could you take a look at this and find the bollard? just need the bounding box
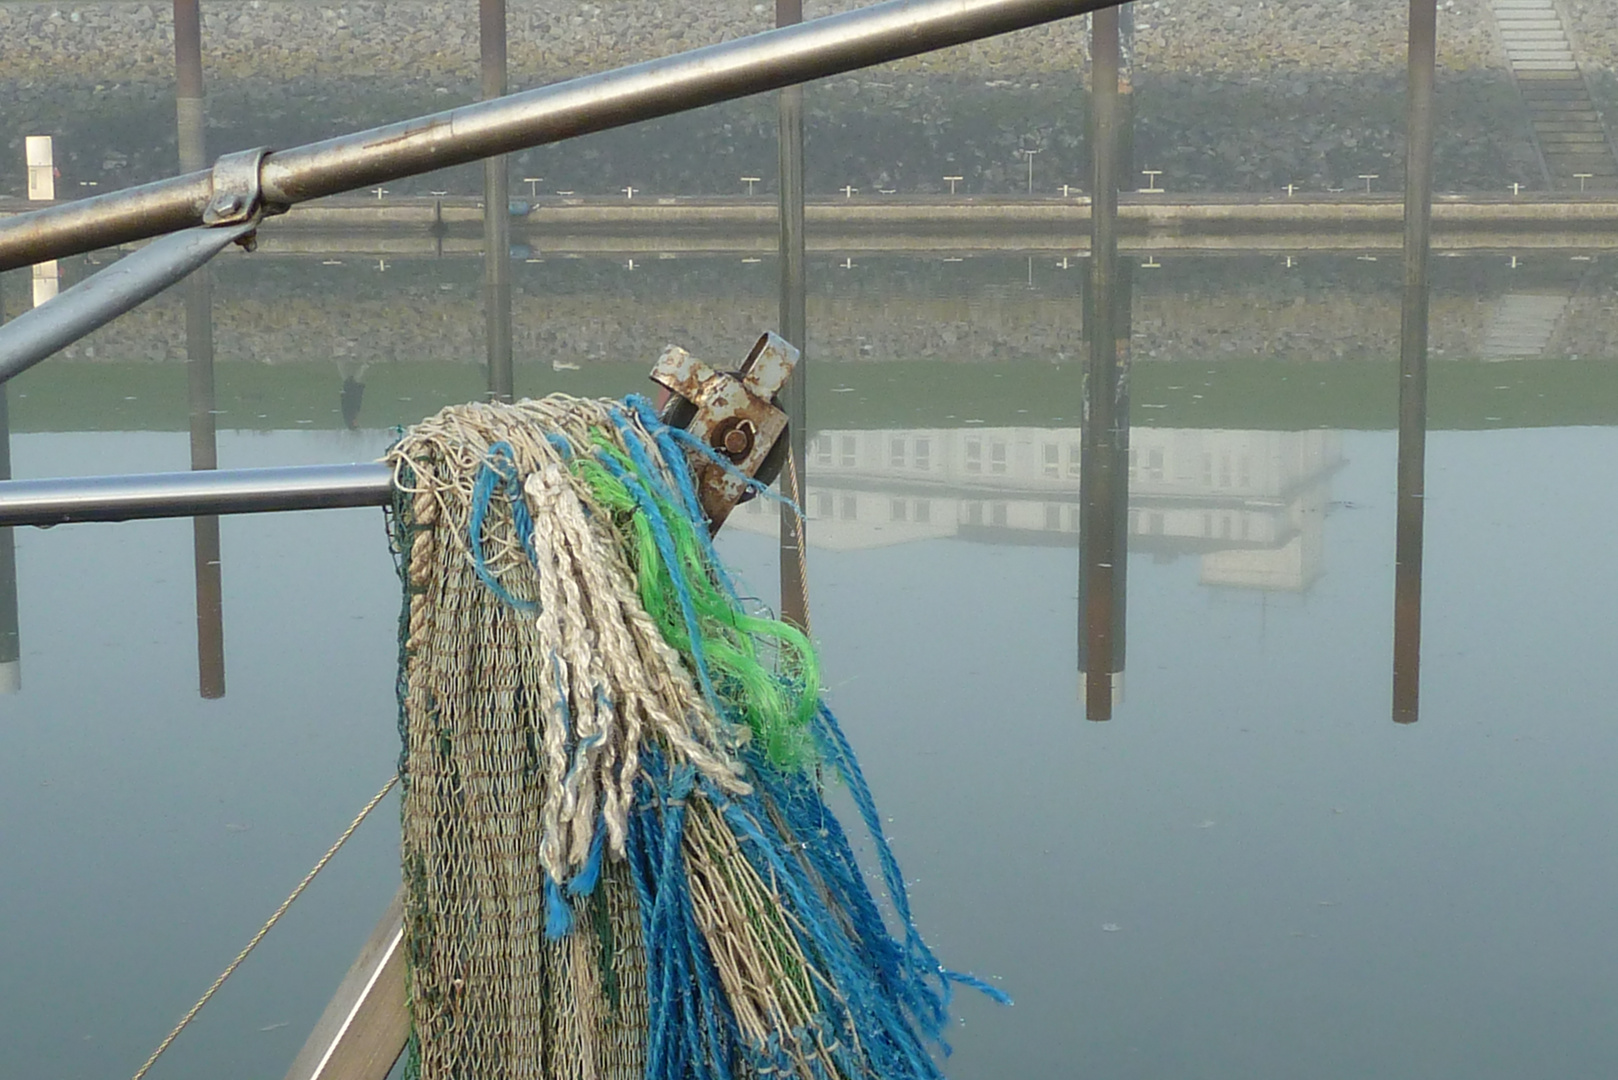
[25,136,55,201]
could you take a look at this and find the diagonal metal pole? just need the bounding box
[777,0,810,630]
[0,0,1117,271]
[1393,0,1436,724]
[0,222,256,385]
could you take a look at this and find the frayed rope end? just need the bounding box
[544,875,574,940]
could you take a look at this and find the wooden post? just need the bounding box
[282,890,409,1080]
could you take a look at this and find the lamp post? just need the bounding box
[1019,147,1041,194]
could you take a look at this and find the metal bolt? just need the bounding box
[215,194,241,214]
[715,419,757,460]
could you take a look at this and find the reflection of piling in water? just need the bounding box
[187,272,225,699]
[0,279,18,693]
[482,0,514,403]
[1080,259,1131,690]
[340,363,368,430]
[1079,4,1129,721]
[175,0,225,698]
[1394,0,1437,724]
[777,0,809,630]
[191,524,226,698]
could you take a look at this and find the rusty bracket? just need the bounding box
[650,331,798,532]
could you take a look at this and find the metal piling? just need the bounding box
[1394,0,1437,724]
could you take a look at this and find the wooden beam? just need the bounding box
[283,889,409,1080]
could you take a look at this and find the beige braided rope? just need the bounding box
[390,396,846,1079]
[129,773,399,1080]
[390,397,750,887]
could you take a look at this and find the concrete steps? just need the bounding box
[1491,0,1618,189]
[1481,292,1571,357]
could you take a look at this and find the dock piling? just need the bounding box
[482,0,514,403]
[175,0,225,698]
[777,0,810,631]
[1079,3,1130,721]
[1393,0,1437,723]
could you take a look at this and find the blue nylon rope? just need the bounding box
[629,748,742,1080]
[444,402,1005,1078]
[468,440,538,611]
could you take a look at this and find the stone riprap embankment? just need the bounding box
[0,0,1579,196]
[0,0,1514,84]
[1564,0,1618,74]
[8,256,1608,368]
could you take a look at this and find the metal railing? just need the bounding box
[0,5,1125,1073]
[0,0,1114,530]
[0,0,1108,271]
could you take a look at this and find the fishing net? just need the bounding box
[386,392,1005,1080]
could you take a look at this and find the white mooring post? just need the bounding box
[31,262,60,307]
[24,136,60,305]
[25,136,55,201]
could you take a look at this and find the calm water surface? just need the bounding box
[3,252,1618,1079]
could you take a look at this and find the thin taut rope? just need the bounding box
[785,444,812,635]
[130,773,400,1080]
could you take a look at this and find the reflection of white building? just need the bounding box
[731,427,1344,591]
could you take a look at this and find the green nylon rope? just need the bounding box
[575,432,820,771]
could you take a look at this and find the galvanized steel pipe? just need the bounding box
[0,463,394,527]
[0,222,257,385]
[0,0,1114,271]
